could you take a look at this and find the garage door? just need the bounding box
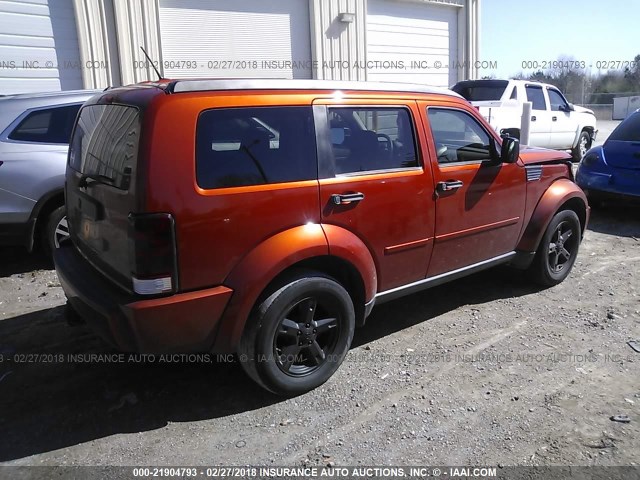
[367,0,458,86]
[159,0,312,79]
[0,0,82,94]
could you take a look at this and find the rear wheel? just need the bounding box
[42,206,69,259]
[528,210,581,286]
[572,130,591,161]
[238,271,355,396]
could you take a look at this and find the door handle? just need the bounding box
[437,180,464,192]
[552,116,557,121]
[331,192,365,205]
[531,116,537,121]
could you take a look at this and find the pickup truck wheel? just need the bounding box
[238,272,355,396]
[572,131,591,161]
[529,210,581,286]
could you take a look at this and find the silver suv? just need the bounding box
[0,90,98,257]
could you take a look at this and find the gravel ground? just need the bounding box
[0,202,638,468]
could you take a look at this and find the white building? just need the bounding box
[0,0,480,94]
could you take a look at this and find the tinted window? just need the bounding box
[452,80,509,101]
[327,107,417,174]
[547,89,568,111]
[427,108,494,164]
[608,112,640,142]
[9,104,81,144]
[69,105,140,190]
[196,107,316,189]
[525,86,547,110]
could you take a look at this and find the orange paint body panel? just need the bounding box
[212,224,329,352]
[123,286,233,352]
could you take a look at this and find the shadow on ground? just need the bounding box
[0,266,541,461]
[586,203,640,238]
[0,246,50,277]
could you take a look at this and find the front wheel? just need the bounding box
[238,272,355,396]
[528,210,581,286]
[572,130,591,162]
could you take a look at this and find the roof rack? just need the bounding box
[165,78,459,98]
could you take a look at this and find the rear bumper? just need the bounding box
[54,243,233,352]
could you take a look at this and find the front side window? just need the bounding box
[9,104,82,144]
[196,107,316,189]
[525,86,547,111]
[427,108,494,164]
[547,89,569,111]
[327,107,418,175]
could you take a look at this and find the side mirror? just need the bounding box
[500,135,520,164]
[567,103,575,112]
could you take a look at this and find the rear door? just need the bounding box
[314,99,435,292]
[66,103,141,291]
[420,102,526,277]
[0,103,82,222]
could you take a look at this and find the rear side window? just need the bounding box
[196,107,316,189]
[69,104,140,190]
[9,104,81,144]
[327,107,418,174]
[525,86,547,110]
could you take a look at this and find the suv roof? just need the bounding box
[0,89,99,102]
[144,78,463,98]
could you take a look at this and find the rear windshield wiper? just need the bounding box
[78,173,115,188]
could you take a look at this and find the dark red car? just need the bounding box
[54,79,589,395]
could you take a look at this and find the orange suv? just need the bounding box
[54,79,589,395]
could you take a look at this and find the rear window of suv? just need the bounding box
[196,106,317,189]
[451,80,509,101]
[69,104,140,190]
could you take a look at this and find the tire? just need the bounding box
[572,130,591,162]
[42,206,69,259]
[238,271,355,396]
[528,210,581,287]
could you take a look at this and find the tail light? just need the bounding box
[128,213,178,295]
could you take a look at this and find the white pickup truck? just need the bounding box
[451,79,597,160]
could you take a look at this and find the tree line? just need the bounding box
[495,54,640,106]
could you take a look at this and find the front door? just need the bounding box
[525,84,552,147]
[314,100,435,292]
[547,87,576,149]
[420,103,526,277]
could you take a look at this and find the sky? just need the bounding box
[479,0,640,78]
